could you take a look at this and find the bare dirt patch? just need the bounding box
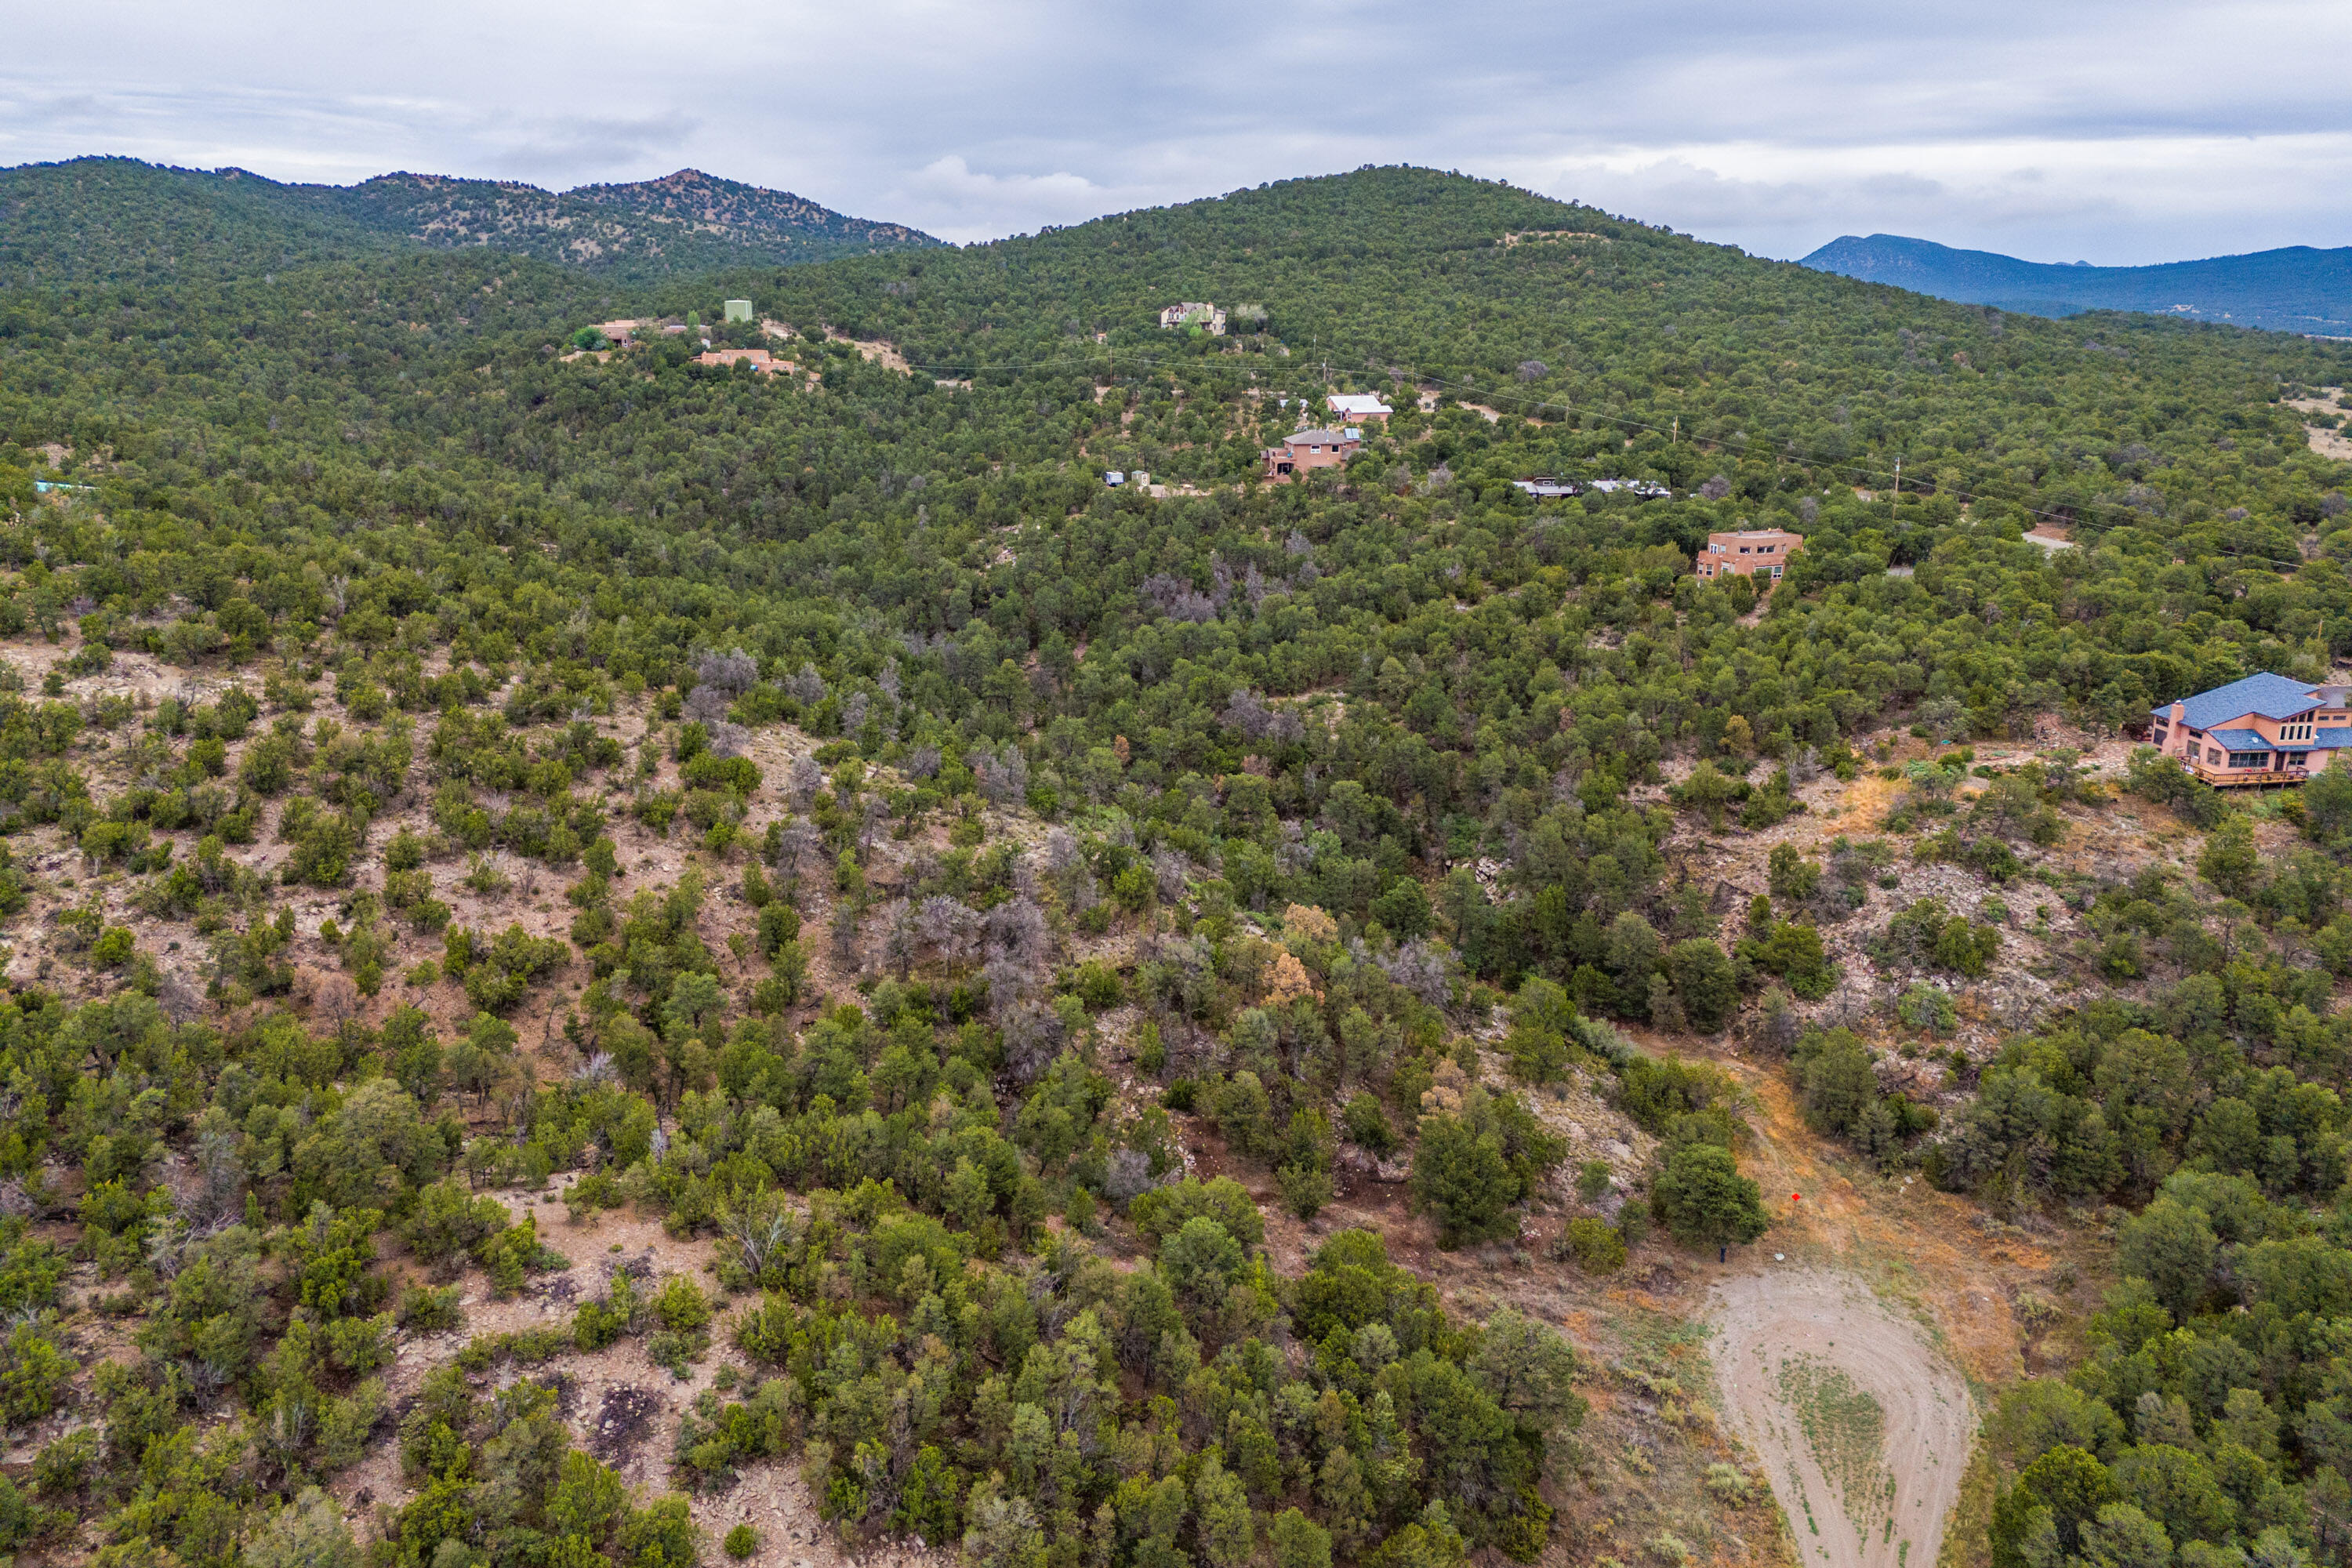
[1712,1270,1973,1568]
[824,331,912,375]
[2286,388,2351,461]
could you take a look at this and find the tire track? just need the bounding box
[1712,1270,1974,1568]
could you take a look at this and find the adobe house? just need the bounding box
[2151,672,2352,786]
[1696,527,1804,581]
[1262,427,1362,481]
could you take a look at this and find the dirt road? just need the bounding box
[1713,1270,1975,1568]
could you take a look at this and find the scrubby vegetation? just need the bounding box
[0,158,2347,1568]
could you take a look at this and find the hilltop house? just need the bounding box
[1263,427,1362,481]
[1696,527,1803,581]
[1159,302,1227,333]
[2151,672,2352,786]
[1327,394,1392,423]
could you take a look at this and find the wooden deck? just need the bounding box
[2190,760,2311,788]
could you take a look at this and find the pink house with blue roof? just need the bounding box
[2151,672,2352,786]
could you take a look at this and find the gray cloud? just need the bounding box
[467,111,702,180]
[0,0,2343,262]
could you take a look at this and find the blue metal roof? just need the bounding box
[2209,728,2271,752]
[2152,672,2325,729]
[2316,728,2352,749]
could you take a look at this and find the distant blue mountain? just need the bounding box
[1798,234,2352,336]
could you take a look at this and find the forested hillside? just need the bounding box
[0,163,2345,1568]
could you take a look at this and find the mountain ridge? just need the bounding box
[1800,230,2352,334]
[339,165,940,273]
[570,167,935,249]
[0,155,938,285]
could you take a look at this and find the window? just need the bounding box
[1769,565,1783,579]
[2153,725,2169,743]
[2208,748,2223,764]
[2228,751,2272,770]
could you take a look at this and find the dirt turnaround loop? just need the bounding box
[1711,1270,1976,1568]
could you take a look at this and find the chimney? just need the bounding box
[2169,700,2186,748]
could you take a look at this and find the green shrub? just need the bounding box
[1341,1094,1396,1156]
[574,1272,641,1351]
[397,1284,464,1334]
[1131,1177,1266,1251]
[756,901,800,956]
[0,1320,74,1426]
[651,1274,713,1332]
[1559,1217,1628,1275]
[1277,1160,1334,1221]
[1650,1143,1769,1250]
[1896,982,1958,1037]
[31,1427,96,1500]
[1070,959,1123,1011]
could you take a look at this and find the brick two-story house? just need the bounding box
[1262,427,1362,481]
[1696,528,1803,581]
[2151,672,2352,786]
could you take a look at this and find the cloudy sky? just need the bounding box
[1,0,2345,263]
